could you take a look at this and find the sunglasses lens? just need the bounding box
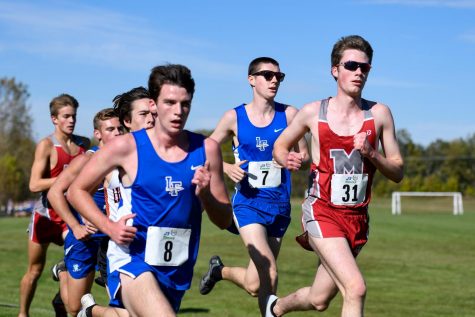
[343,61,370,73]
[344,61,359,71]
[263,71,275,81]
[255,71,285,82]
[275,72,285,82]
[360,64,371,73]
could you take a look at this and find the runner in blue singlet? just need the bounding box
[68,64,232,317]
[200,57,308,316]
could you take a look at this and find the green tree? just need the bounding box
[0,78,36,212]
[0,154,24,204]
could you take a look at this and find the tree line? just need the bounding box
[195,130,475,198]
[0,78,36,212]
[1,78,474,213]
[372,129,475,197]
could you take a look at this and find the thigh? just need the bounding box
[239,224,274,258]
[239,224,279,270]
[308,262,339,304]
[309,235,364,292]
[120,272,175,317]
[27,239,48,271]
[67,270,95,311]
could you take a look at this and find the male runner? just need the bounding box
[69,64,232,317]
[269,35,404,317]
[78,86,155,317]
[47,108,122,316]
[19,94,89,317]
[200,57,308,316]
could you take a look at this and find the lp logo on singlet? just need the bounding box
[165,176,184,196]
[255,137,269,151]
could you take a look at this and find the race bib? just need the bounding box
[247,161,281,188]
[144,227,191,266]
[330,174,368,205]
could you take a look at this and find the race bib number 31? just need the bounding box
[330,174,368,206]
[247,161,281,188]
[144,227,191,266]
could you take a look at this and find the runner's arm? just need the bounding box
[48,154,91,240]
[194,137,233,229]
[68,136,137,244]
[29,139,56,192]
[210,110,246,182]
[356,104,404,183]
[274,104,312,169]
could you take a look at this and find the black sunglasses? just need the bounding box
[252,70,285,82]
[338,61,371,73]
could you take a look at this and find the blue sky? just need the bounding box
[1,0,474,145]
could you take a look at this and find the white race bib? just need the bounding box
[247,161,281,188]
[330,174,368,206]
[144,227,191,266]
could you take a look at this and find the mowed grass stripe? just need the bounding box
[1,197,474,316]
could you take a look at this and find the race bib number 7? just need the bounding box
[144,227,191,266]
[330,174,368,206]
[247,161,281,188]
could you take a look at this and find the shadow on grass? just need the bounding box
[0,302,19,308]
[179,307,210,313]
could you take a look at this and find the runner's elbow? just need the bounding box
[29,181,41,193]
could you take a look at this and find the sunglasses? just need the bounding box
[252,70,285,82]
[338,61,371,73]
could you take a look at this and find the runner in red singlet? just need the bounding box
[18,94,90,317]
[269,35,404,317]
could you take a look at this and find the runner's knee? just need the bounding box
[309,295,331,312]
[26,265,43,280]
[244,280,259,297]
[345,279,366,302]
[67,306,80,317]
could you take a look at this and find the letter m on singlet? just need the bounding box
[329,149,363,174]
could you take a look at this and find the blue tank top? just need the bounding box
[232,103,291,203]
[70,145,106,238]
[88,146,106,213]
[127,128,206,290]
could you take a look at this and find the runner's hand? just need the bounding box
[193,161,211,196]
[224,160,247,183]
[354,132,374,157]
[71,223,91,241]
[109,214,137,245]
[285,152,305,171]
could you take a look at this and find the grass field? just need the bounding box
[1,197,474,317]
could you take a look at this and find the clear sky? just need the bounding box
[1,0,474,145]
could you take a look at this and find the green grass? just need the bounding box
[1,197,474,316]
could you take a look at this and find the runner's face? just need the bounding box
[332,49,370,97]
[155,84,192,135]
[52,105,76,135]
[126,98,155,131]
[95,117,122,145]
[248,62,281,100]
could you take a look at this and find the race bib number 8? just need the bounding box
[248,161,281,188]
[330,174,368,206]
[144,227,191,266]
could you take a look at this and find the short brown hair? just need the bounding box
[148,64,195,103]
[93,108,118,130]
[331,35,373,67]
[49,94,79,116]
